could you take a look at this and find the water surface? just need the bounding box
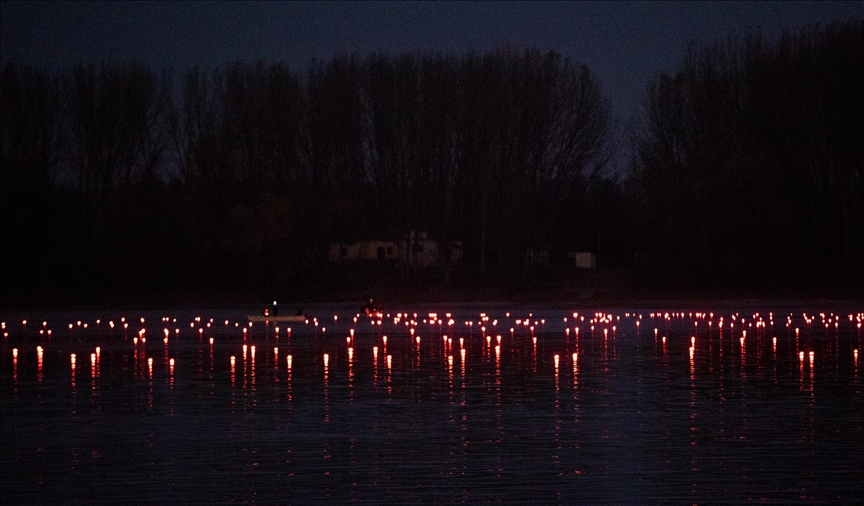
[2,306,862,504]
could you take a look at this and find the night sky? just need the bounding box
[3,1,860,170]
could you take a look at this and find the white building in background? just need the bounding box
[568,251,597,268]
[329,231,462,267]
[329,240,398,262]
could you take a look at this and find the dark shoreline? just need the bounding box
[3,285,861,313]
[3,265,861,312]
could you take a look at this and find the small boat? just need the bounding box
[247,315,307,323]
[362,299,382,318]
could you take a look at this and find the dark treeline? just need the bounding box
[2,47,613,304]
[630,20,863,290]
[2,21,862,305]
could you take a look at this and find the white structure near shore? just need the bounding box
[329,231,462,267]
[569,251,597,268]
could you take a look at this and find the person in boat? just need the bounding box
[262,301,278,317]
[364,298,380,317]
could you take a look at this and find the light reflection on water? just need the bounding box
[1,306,863,504]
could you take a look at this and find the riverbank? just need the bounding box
[3,266,861,311]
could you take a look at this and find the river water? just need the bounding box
[2,304,862,504]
